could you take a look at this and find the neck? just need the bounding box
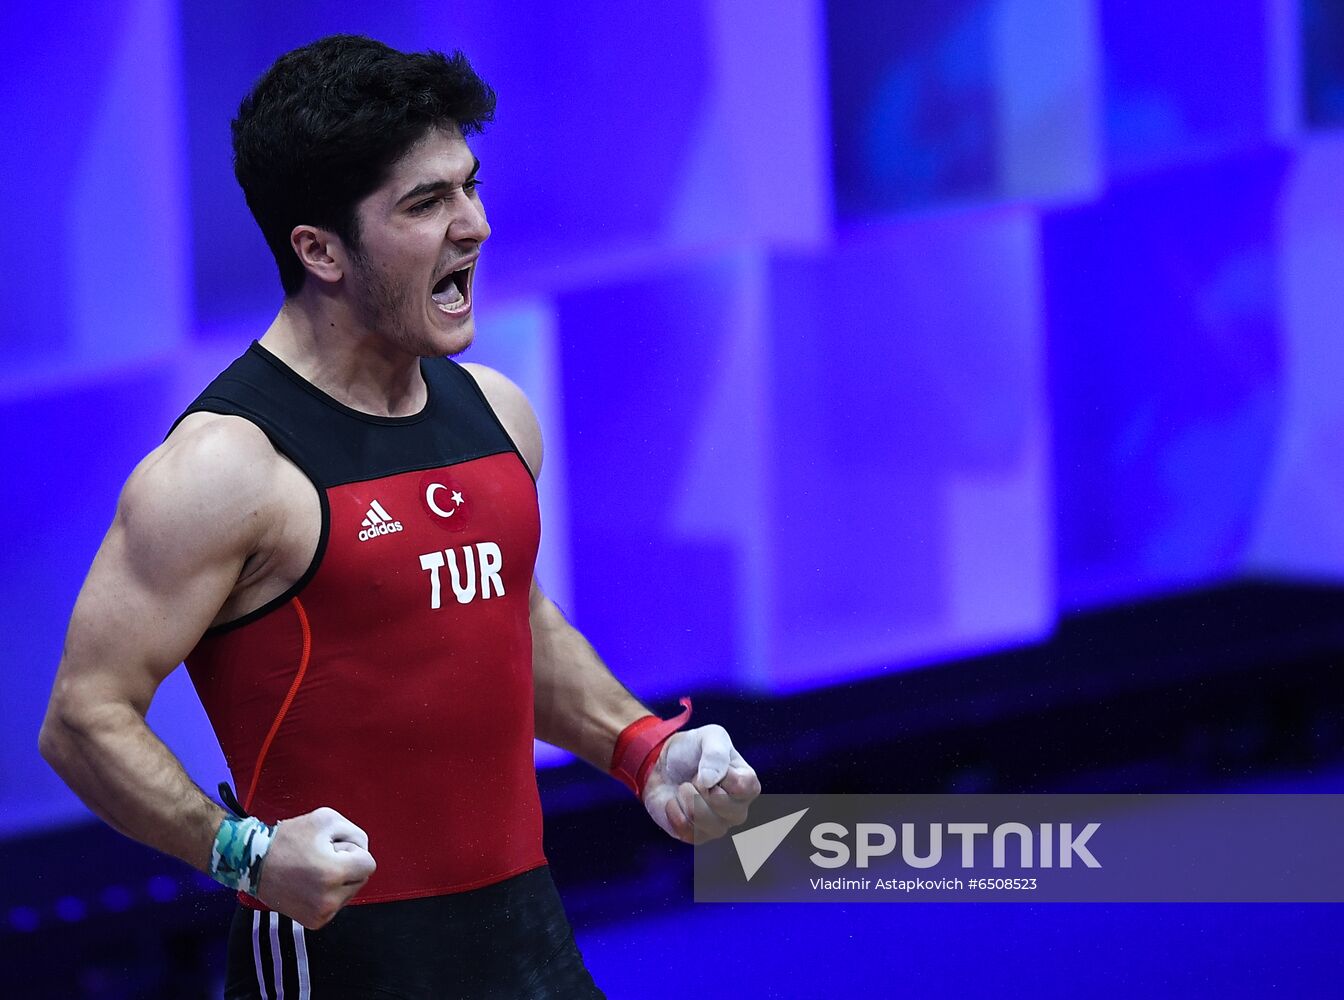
[258,294,428,418]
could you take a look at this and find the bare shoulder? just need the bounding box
[57,412,289,701]
[123,412,281,553]
[460,363,543,478]
[107,412,296,607]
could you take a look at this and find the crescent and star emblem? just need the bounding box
[426,483,466,518]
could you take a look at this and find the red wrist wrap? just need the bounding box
[610,697,693,798]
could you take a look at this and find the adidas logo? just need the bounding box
[358,500,404,542]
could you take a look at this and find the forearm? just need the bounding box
[39,697,225,873]
[530,593,650,772]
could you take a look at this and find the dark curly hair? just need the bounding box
[232,35,496,296]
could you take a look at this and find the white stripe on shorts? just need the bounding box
[252,910,269,1000]
[269,911,285,999]
[292,920,311,999]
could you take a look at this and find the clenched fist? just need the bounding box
[642,724,760,844]
[255,806,377,929]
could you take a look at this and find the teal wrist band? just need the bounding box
[210,815,275,895]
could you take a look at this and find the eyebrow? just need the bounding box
[396,158,481,205]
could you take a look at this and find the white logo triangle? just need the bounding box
[731,807,809,882]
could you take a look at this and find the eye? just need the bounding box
[464,177,483,194]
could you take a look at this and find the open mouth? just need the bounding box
[431,261,474,314]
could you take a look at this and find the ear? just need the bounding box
[289,225,347,286]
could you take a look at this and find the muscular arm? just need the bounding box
[462,364,650,772]
[42,414,376,926]
[465,363,760,840]
[38,415,276,872]
[529,582,650,771]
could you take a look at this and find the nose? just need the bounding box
[450,191,490,246]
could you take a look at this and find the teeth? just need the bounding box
[432,282,464,306]
[432,267,466,309]
[431,263,471,312]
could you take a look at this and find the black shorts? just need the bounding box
[224,865,606,999]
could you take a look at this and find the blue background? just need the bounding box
[3,0,1342,994]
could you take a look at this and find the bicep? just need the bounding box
[57,510,242,714]
[528,576,564,633]
[52,425,269,715]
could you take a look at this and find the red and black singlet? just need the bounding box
[177,342,545,905]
